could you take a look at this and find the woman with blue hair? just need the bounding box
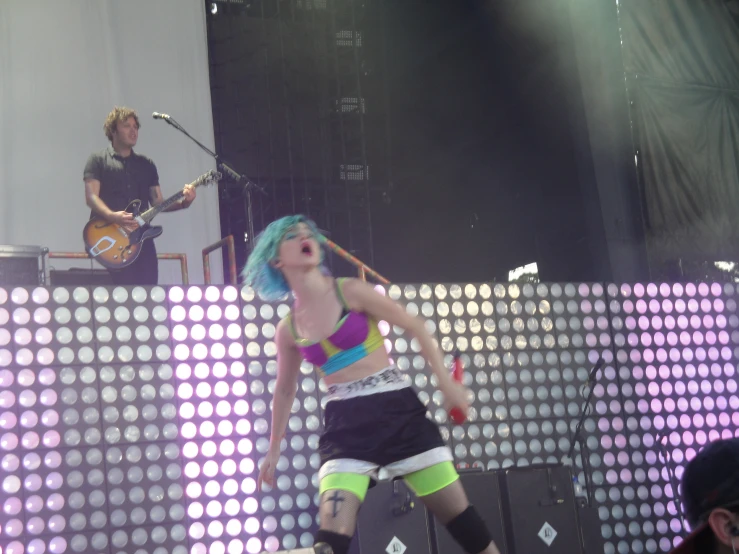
[244,215,500,554]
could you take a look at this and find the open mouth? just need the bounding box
[301,242,312,255]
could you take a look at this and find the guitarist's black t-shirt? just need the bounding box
[83,146,159,217]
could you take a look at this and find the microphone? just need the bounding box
[152,112,171,120]
[449,350,466,424]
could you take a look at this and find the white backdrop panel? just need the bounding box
[0,0,223,284]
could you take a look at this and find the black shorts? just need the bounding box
[319,386,448,468]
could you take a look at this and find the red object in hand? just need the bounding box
[449,353,466,424]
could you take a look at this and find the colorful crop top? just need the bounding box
[287,278,385,376]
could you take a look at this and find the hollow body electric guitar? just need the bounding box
[83,170,221,269]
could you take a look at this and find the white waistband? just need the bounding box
[319,446,454,481]
[324,366,411,402]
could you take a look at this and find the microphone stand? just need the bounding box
[566,358,603,509]
[155,115,265,251]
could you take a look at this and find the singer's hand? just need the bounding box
[441,381,471,419]
[257,448,280,491]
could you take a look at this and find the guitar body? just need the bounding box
[83,200,163,269]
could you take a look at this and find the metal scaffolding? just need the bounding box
[205,0,390,274]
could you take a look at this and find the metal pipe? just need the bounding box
[260,0,279,223]
[48,252,91,259]
[202,235,237,284]
[329,0,354,254]
[156,253,189,285]
[348,0,374,266]
[277,0,297,213]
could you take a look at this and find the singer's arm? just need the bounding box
[269,320,301,451]
[342,278,470,416]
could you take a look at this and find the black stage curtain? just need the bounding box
[620,0,739,267]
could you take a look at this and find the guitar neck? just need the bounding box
[135,170,220,224]
[140,190,185,222]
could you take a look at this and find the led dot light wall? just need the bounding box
[92,286,172,367]
[0,285,188,554]
[240,284,323,553]
[384,284,440,419]
[0,281,737,553]
[604,282,739,554]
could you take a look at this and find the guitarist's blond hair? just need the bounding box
[103,106,140,142]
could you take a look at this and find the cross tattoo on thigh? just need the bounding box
[327,490,345,518]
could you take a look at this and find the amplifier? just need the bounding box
[430,469,509,554]
[0,245,47,285]
[498,464,584,554]
[578,504,606,553]
[352,479,433,554]
[50,268,113,286]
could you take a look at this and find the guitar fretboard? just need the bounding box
[136,170,220,223]
[140,191,185,222]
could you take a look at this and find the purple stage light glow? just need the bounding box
[172,285,264,549]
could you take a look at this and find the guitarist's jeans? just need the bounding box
[108,239,158,285]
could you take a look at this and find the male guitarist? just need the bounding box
[83,106,197,285]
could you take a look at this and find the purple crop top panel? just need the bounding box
[286,278,385,376]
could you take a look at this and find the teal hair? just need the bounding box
[240,215,326,301]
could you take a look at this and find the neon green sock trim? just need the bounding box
[319,473,371,503]
[403,461,459,497]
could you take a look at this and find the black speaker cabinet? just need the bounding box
[351,480,433,554]
[578,504,606,554]
[430,470,508,554]
[498,464,584,554]
[0,245,47,285]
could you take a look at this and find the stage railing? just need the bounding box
[202,235,237,284]
[48,252,190,284]
[157,253,189,285]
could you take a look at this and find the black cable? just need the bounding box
[655,433,687,531]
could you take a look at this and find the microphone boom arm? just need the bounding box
[153,112,266,251]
